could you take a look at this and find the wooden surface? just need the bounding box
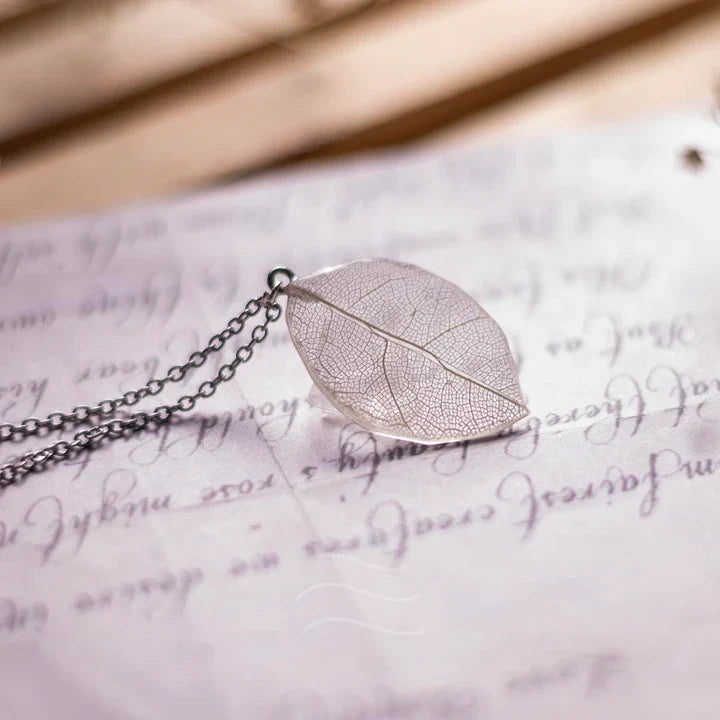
[0,0,373,141]
[1,0,719,224]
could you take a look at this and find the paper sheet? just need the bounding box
[1,111,720,719]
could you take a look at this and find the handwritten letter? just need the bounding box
[1,112,719,719]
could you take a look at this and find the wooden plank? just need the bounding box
[0,0,59,23]
[0,0,378,142]
[432,7,720,146]
[0,0,713,222]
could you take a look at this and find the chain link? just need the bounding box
[0,270,294,488]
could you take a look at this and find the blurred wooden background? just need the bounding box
[1,0,719,223]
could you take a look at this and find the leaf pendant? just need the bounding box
[285,258,528,444]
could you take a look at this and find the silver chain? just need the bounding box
[0,268,295,489]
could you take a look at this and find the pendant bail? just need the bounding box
[267,267,296,293]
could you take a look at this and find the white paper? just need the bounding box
[2,110,720,719]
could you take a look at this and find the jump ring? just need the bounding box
[267,267,296,292]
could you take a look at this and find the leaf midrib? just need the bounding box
[287,284,526,410]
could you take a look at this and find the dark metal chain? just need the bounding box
[0,268,295,489]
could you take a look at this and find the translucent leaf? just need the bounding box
[286,258,528,444]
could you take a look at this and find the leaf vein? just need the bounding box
[288,285,526,410]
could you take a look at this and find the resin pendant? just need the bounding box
[285,258,528,444]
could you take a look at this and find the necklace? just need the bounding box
[0,258,527,487]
